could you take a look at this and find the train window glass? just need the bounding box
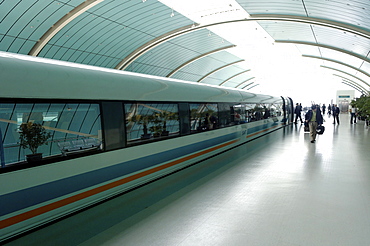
[247,104,264,121]
[262,105,271,119]
[189,103,218,132]
[233,104,246,124]
[178,103,190,135]
[269,104,278,117]
[218,103,233,127]
[0,102,102,167]
[125,103,179,144]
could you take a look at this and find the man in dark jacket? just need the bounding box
[305,105,323,143]
[333,104,340,124]
[294,103,303,124]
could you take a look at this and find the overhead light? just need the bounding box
[170,8,174,17]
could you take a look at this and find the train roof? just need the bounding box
[0,52,282,104]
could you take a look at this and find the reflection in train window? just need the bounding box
[189,103,218,132]
[233,104,246,124]
[218,103,233,127]
[0,103,102,167]
[125,103,179,144]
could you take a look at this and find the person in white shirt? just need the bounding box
[350,107,358,124]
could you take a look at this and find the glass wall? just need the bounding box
[0,102,102,167]
[125,103,179,144]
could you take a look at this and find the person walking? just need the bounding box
[322,104,326,114]
[333,104,340,124]
[305,105,323,143]
[294,103,303,124]
[350,106,358,124]
[328,104,331,115]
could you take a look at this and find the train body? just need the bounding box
[0,52,293,241]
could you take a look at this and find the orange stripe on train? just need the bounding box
[0,139,239,229]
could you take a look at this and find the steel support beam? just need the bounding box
[167,45,236,78]
[29,0,105,56]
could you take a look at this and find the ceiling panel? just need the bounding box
[173,51,245,82]
[128,28,234,77]
[203,66,250,85]
[200,76,224,86]
[38,0,193,68]
[304,1,370,29]
[312,25,370,57]
[0,0,77,54]
[258,21,316,42]
[237,1,307,15]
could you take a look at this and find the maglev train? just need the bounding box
[0,52,293,241]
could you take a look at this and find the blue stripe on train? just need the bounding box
[0,132,238,216]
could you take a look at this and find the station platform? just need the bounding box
[5,113,370,246]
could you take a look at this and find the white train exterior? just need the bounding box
[0,52,293,241]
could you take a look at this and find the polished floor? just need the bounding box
[5,114,370,246]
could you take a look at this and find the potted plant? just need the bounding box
[139,115,152,139]
[159,111,177,136]
[149,113,163,137]
[19,122,51,162]
[351,95,370,125]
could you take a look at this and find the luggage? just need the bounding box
[316,125,325,135]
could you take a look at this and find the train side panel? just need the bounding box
[0,53,291,241]
[0,116,285,240]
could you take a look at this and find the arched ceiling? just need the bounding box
[0,0,369,98]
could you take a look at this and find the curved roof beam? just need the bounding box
[242,82,255,89]
[249,14,370,39]
[236,77,255,88]
[115,15,370,70]
[29,0,105,56]
[197,60,244,83]
[332,74,369,95]
[342,81,367,95]
[277,41,370,64]
[303,55,370,78]
[167,45,236,78]
[241,81,255,89]
[115,24,197,70]
[219,70,251,86]
[246,84,259,90]
[321,65,370,88]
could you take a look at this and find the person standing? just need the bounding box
[294,103,303,124]
[328,104,331,115]
[333,104,340,124]
[322,104,326,114]
[305,105,323,143]
[350,106,358,124]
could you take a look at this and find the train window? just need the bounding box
[218,103,233,127]
[0,102,102,168]
[189,103,218,132]
[125,103,179,144]
[233,104,247,124]
[245,104,264,121]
